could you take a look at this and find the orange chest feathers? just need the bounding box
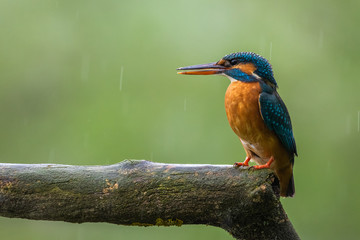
[224,81,268,142]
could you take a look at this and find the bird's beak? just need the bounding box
[177,62,226,75]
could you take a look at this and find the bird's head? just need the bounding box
[177,52,277,88]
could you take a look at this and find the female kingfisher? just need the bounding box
[177,52,297,197]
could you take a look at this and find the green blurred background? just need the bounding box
[0,0,359,239]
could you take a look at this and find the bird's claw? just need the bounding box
[233,162,249,168]
[249,157,274,169]
[233,157,251,168]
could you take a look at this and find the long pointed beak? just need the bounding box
[177,62,226,75]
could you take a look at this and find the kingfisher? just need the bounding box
[177,52,297,197]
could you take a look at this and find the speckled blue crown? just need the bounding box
[223,52,277,86]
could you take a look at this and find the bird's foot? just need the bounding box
[233,157,251,167]
[252,157,274,169]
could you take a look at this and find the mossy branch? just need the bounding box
[0,160,299,240]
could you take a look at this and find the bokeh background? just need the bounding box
[0,0,359,239]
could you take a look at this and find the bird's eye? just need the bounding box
[230,59,239,65]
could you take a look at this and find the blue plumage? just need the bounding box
[259,92,297,160]
[223,52,277,87]
[224,68,258,82]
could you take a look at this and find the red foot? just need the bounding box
[234,157,251,167]
[253,157,274,169]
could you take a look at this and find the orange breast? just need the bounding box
[225,81,293,196]
[224,81,284,164]
[225,81,265,141]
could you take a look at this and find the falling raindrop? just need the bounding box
[119,66,124,91]
[269,42,273,60]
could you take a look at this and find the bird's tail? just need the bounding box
[285,174,295,197]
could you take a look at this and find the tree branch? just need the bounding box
[0,160,299,240]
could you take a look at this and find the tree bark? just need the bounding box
[0,160,299,240]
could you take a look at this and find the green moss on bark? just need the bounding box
[0,160,299,240]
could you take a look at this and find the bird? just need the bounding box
[177,52,297,197]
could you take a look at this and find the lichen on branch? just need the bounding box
[0,160,299,240]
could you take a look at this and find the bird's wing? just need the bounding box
[259,92,297,159]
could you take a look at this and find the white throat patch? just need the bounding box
[223,74,238,83]
[223,73,261,83]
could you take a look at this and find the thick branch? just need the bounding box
[0,160,299,240]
